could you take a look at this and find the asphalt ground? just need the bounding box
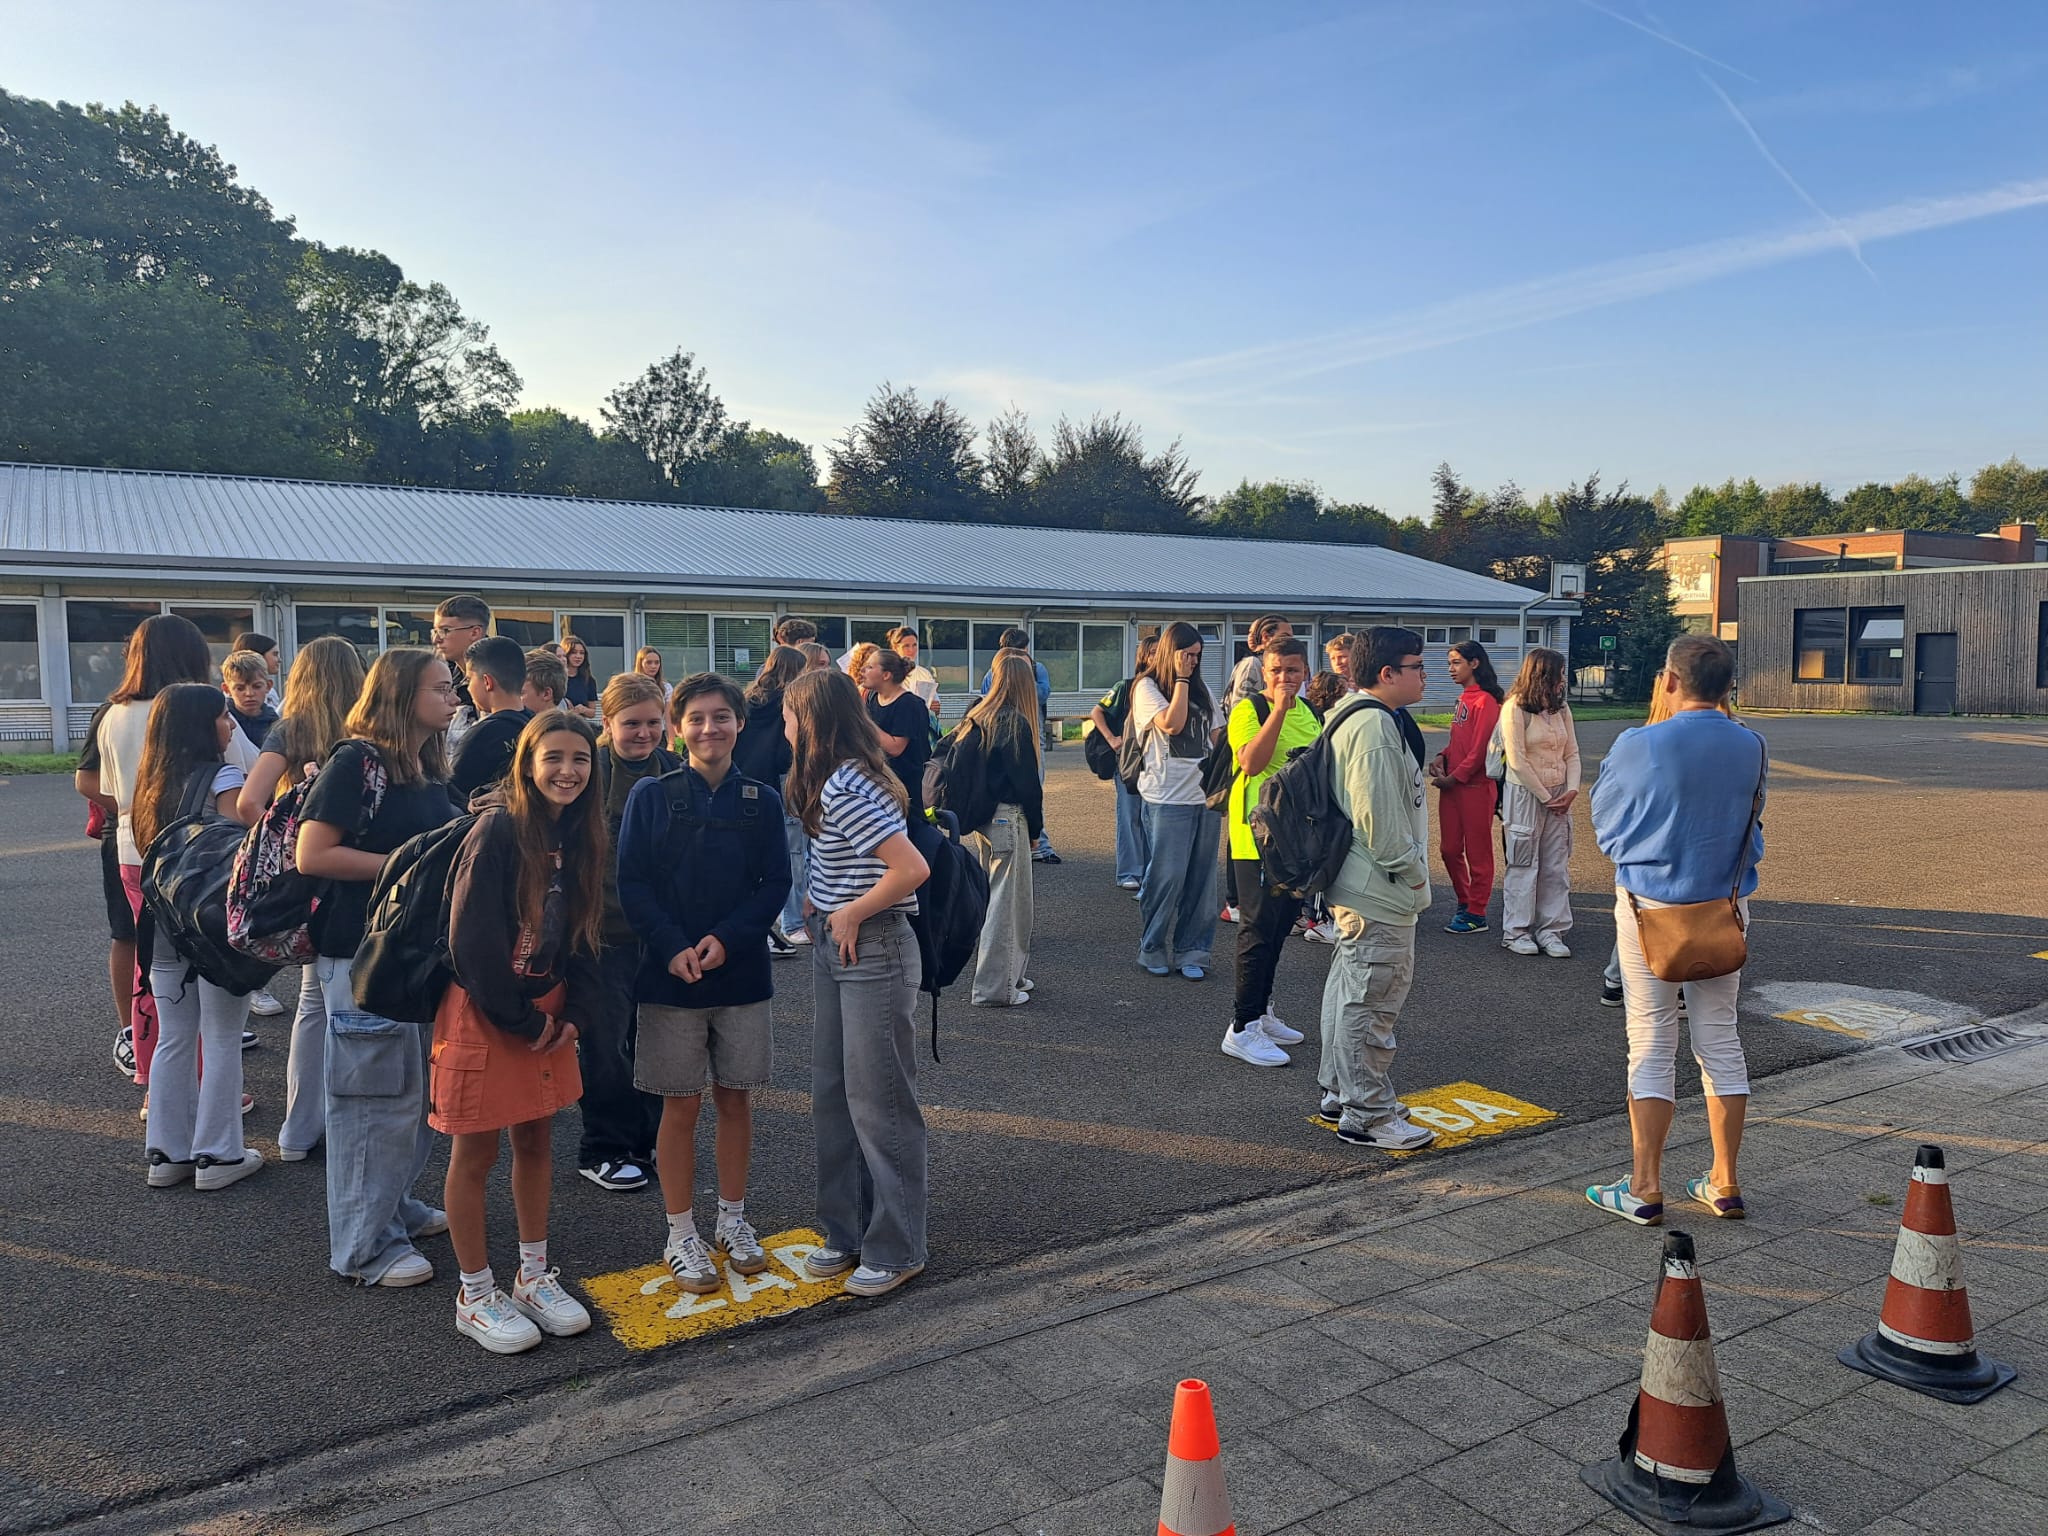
[3,714,2045,1531]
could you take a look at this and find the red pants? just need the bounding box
[119,863,161,1084]
[1439,781,1497,916]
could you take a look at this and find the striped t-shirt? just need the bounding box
[807,762,917,915]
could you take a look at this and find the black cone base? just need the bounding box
[1581,1406,1792,1534]
[1840,1330,2017,1405]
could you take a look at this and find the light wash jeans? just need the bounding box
[1113,773,1148,885]
[1138,800,1219,971]
[278,964,327,1157]
[969,804,1033,1004]
[1501,782,1574,944]
[780,813,808,933]
[146,942,248,1163]
[317,956,438,1283]
[1316,908,1418,1135]
[809,910,927,1271]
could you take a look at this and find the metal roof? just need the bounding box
[0,461,1563,614]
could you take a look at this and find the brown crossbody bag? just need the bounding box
[1625,732,1766,983]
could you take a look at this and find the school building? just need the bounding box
[0,461,1580,751]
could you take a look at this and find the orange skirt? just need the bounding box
[429,981,583,1135]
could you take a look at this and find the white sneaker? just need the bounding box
[805,1246,858,1279]
[510,1267,592,1336]
[786,926,813,946]
[412,1207,450,1238]
[1301,920,1338,944]
[715,1212,770,1275]
[845,1262,923,1297]
[1538,936,1572,959]
[1505,936,1540,956]
[1259,1010,1305,1045]
[193,1147,264,1191]
[663,1233,721,1295]
[1220,905,1241,924]
[1339,1114,1436,1151]
[368,1250,435,1287]
[1221,1022,1290,1068]
[247,988,285,1018]
[456,1287,543,1354]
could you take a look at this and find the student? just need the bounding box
[522,647,567,713]
[781,668,930,1298]
[863,650,931,817]
[960,652,1045,1006]
[1314,627,1436,1151]
[1219,617,1292,923]
[633,645,672,703]
[222,650,280,750]
[1089,634,1157,893]
[844,641,881,687]
[74,697,139,1079]
[1322,633,1357,691]
[234,632,284,709]
[738,648,805,954]
[1130,622,1218,979]
[887,626,942,717]
[447,636,534,808]
[1303,670,1346,718]
[578,674,679,1192]
[436,711,602,1353]
[799,642,832,672]
[619,674,791,1294]
[978,628,1059,863]
[1428,640,1505,934]
[296,648,458,1287]
[1499,647,1581,958]
[560,636,601,718]
[1220,637,1320,1068]
[773,617,818,648]
[131,684,264,1189]
[432,595,491,746]
[238,634,367,1162]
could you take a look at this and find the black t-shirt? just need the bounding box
[301,741,458,957]
[868,692,931,810]
[447,708,532,809]
[565,671,600,708]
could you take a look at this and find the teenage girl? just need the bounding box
[961,652,1044,1007]
[561,635,600,719]
[1499,647,1582,957]
[1130,621,1219,980]
[633,646,673,705]
[130,684,262,1189]
[1429,640,1505,934]
[781,669,930,1298]
[238,634,367,1161]
[434,710,603,1354]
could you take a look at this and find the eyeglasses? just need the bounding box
[425,682,461,698]
[430,623,481,640]
[1395,662,1428,673]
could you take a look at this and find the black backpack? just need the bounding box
[904,808,990,1063]
[1246,696,1385,898]
[141,766,282,996]
[1083,679,1131,781]
[1202,694,1271,813]
[924,719,999,836]
[351,813,477,1023]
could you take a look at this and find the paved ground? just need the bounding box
[2,714,2045,1531]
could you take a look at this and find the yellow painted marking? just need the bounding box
[1775,1001,1941,1040]
[2032,950,2048,961]
[581,1226,849,1351]
[1777,1009,1872,1039]
[1307,1080,1558,1158]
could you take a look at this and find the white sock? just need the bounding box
[518,1239,548,1281]
[459,1266,495,1304]
[716,1197,744,1223]
[666,1210,697,1246]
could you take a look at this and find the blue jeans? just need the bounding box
[1138,801,1219,970]
[318,957,438,1283]
[1114,773,1148,885]
[781,813,808,933]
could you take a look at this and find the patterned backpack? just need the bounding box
[227,742,387,963]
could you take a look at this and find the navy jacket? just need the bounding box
[617,763,791,1010]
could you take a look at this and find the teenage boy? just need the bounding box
[617,674,792,1294]
[773,617,817,648]
[1089,634,1158,892]
[1220,617,1292,923]
[447,637,532,808]
[433,594,492,745]
[234,632,284,710]
[980,626,1060,864]
[223,650,280,750]
[1220,636,1319,1068]
[1314,626,1436,1151]
[522,647,568,712]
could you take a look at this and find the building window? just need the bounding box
[921,619,969,691]
[1793,608,1846,683]
[1448,625,1472,644]
[295,605,380,665]
[1229,616,1317,664]
[2038,604,2048,688]
[972,620,1020,687]
[1525,627,1543,645]
[1081,623,1124,691]
[711,615,773,678]
[1424,626,1449,645]
[560,613,626,682]
[1477,627,1499,644]
[790,616,848,651]
[1031,620,1124,694]
[168,605,255,667]
[1849,607,1906,684]
[492,609,556,652]
[0,605,41,701]
[66,600,161,704]
[644,612,710,677]
[850,618,899,650]
[382,609,437,650]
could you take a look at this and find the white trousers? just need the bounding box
[1615,889,1750,1102]
[1500,783,1573,943]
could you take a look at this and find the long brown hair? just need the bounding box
[272,636,366,792]
[747,644,807,705]
[965,650,1040,761]
[1508,646,1568,715]
[130,684,228,852]
[109,614,213,705]
[1143,621,1214,727]
[344,647,450,787]
[500,710,608,956]
[782,668,907,837]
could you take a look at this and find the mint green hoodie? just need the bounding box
[1324,697,1432,926]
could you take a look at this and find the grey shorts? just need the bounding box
[635,1000,773,1094]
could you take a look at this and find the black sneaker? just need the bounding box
[241,1029,259,1051]
[1600,981,1624,1008]
[768,928,796,958]
[579,1159,650,1192]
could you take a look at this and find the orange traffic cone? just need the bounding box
[1157,1378,1234,1536]
[1840,1143,2017,1403]
[1581,1231,1789,1533]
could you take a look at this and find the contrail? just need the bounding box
[1696,71,1878,281]
[1576,0,1758,83]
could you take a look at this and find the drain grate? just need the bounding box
[1902,1024,2039,1064]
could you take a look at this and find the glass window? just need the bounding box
[561,613,625,684]
[1477,627,1499,644]
[295,605,379,665]
[971,621,1021,688]
[1525,627,1543,645]
[169,605,254,668]
[1794,608,1847,683]
[1850,607,1906,684]
[852,619,899,650]
[66,600,160,704]
[790,616,848,652]
[0,605,40,700]
[1082,623,1124,692]
[1448,625,1472,644]
[2039,604,2048,689]
[493,609,555,651]
[1424,626,1449,645]
[644,612,710,677]
[382,609,437,650]
[921,618,969,691]
[1034,621,1080,692]
[712,615,773,679]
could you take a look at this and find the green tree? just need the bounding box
[983,408,1040,522]
[1969,458,2048,525]
[600,347,729,491]
[1031,414,1200,533]
[827,384,985,522]
[1542,475,1675,697]
[683,427,825,513]
[1841,472,1978,534]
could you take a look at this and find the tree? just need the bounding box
[601,348,729,491]
[1031,414,1201,533]
[1201,480,1406,546]
[1543,475,1675,697]
[1969,457,2048,526]
[682,426,825,513]
[1841,473,1978,534]
[827,384,985,522]
[983,408,1040,522]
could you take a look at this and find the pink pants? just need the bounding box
[119,864,161,1084]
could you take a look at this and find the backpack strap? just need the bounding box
[177,762,221,821]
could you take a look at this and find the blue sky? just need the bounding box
[9,1,2047,515]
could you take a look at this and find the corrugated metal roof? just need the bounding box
[0,461,1559,613]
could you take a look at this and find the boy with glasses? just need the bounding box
[433,595,491,747]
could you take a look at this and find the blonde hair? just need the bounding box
[633,645,665,684]
[1644,669,1734,726]
[222,649,269,685]
[601,671,665,727]
[344,647,449,787]
[966,650,1041,761]
[272,636,366,792]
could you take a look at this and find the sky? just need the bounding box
[7,0,2047,516]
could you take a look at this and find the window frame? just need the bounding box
[642,610,713,679]
[2037,603,2048,689]
[0,600,43,702]
[65,596,256,706]
[1848,606,1906,686]
[1793,607,1848,684]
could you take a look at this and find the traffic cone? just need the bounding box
[1581,1230,1789,1534]
[1157,1378,1234,1536]
[1839,1144,2018,1403]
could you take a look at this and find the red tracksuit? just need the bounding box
[1439,684,1501,916]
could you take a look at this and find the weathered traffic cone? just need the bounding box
[1581,1230,1789,1534]
[1157,1378,1234,1536]
[1839,1144,2017,1403]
